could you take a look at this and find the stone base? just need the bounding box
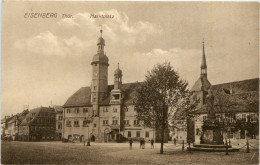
[190,144,239,152]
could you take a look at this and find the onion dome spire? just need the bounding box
[97,25,105,53]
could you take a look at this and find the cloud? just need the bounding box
[14,9,162,57]
[120,48,202,87]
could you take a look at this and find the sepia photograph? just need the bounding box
[1,1,259,164]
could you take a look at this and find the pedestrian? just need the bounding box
[174,138,176,146]
[129,138,133,149]
[140,139,142,149]
[151,139,154,149]
[143,139,145,149]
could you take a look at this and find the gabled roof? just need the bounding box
[63,87,92,108]
[211,78,259,96]
[174,78,259,118]
[20,107,55,126]
[63,82,142,108]
[53,105,63,112]
[191,77,211,92]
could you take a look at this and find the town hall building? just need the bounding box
[62,29,155,142]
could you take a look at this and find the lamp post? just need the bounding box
[87,125,91,146]
[85,119,91,146]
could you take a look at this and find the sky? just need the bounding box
[1,1,259,117]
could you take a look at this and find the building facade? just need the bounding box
[54,105,63,140]
[17,107,56,141]
[62,30,156,142]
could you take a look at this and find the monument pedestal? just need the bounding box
[190,120,238,152]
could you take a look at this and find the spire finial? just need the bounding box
[100,25,103,37]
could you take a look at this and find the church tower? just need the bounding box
[91,28,109,116]
[191,40,211,108]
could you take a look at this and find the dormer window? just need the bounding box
[112,94,120,100]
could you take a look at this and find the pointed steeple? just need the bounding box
[201,39,207,78]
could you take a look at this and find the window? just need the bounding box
[75,108,79,113]
[94,123,96,127]
[74,121,79,127]
[241,114,247,122]
[58,116,63,120]
[113,108,117,113]
[136,131,140,137]
[112,120,118,125]
[202,116,207,122]
[134,120,140,125]
[250,114,257,122]
[114,94,120,100]
[83,108,88,113]
[240,130,245,139]
[125,106,129,112]
[67,109,71,113]
[58,123,62,129]
[128,131,131,137]
[103,120,108,125]
[93,98,96,102]
[83,121,88,127]
[94,86,96,90]
[66,121,71,127]
[103,107,108,112]
[226,113,235,123]
[145,131,149,138]
[124,120,129,125]
[251,134,256,139]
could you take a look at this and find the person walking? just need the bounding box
[151,139,154,149]
[140,139,142,149]
[143,139,145,149]
[129,138,133,149]
[174,138,176,146]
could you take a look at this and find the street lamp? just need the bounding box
[85,119,91,146]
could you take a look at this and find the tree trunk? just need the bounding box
[160,123,165,154]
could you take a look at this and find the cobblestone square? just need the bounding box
[1,141,259,164]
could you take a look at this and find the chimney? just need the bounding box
[229,84,233,94]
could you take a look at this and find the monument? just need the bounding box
[200,89,224,145]
[190,88,239,152]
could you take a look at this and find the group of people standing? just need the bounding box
[129,138,154,149]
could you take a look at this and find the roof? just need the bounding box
[91,53,109,65]
[114,68,122,75]
[20,107,55,126]
[100,82,141,105]
[63,82,142,108]
[53,105,63,113]
[195,91,259,114]
[174,78,259,118]
[191,76,211,92]
[97,37,105,45]
[201,42,207,69]
[63,87,92,108]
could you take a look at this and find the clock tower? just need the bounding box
[91,28,109,116]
